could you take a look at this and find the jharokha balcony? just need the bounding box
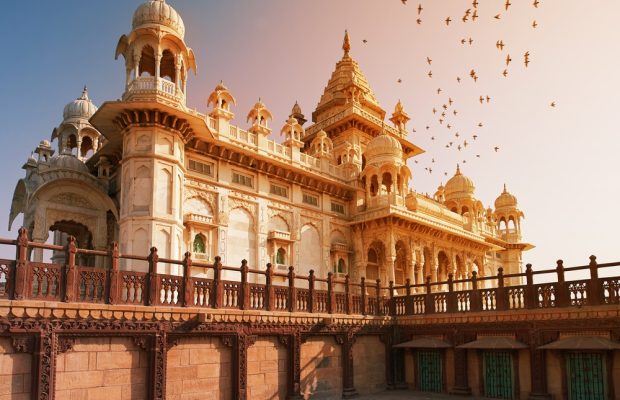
[0,228,618,316]
[123,76,186,105]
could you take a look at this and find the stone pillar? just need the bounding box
[338,333,358,398]
[450,331,473,395]
[148,332,167,399]
[232,334,257,400]
[33,324,56,399]
[523,330,555,400]
[283,334,302,399]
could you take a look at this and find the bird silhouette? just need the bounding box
[479,95,484,104]
[496,40,505,50]
[468,37,474,45]
[506,54,512,66]
[441,111,446,117]
[473,135,478,140]
[494,14,501,20]
[417,3,423,14]
[472,0,479,7]
[524,51,530,67]
[464,140,468,147]
[478,122,483,127]
[442,104,448,110]
[461,38,467,45]
[532,20,538,28]
[486,95,491,103]
[550,101,556,107]
[447,124,451,129]
[453,110,458,115]
[533,0,540,7]
[437,88,442,94]
[476,154,481,158]
[502,69,508,77]
[494,146,500,152]
[431,136,435,140]
[472,10,479,21]
[457,145,462,151]
[426,126,430,130]
[439,119,444,124]
[426,56,432,65]
[417,18,422,24]
[455,132,460,137]
[398,78,402,83]
[456,77,461,83]
[432,108,437,114]
[445,17,452,25]
[505,0,511,10]
[363,39,368,44]
[402,0,407,4]
[428,70,433,78]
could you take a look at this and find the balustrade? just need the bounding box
[0,230,619,319]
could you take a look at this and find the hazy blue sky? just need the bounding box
[0,1,618,273]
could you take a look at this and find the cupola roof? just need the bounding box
[495,184,518,209]
[444,165,475,200]
[132,0,185,38]
[62,87,97,121]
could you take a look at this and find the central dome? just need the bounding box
[48,152,90,174]
[365,132,402,164]
[495,184,518,209]
[444,165,475,200]
[132,0,185,38]
[63,87,97,121]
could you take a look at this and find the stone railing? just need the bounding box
[124,76,185,104]
[1,228,618,318]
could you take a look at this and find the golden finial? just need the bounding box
[503,183,508,193]
[343,30,351,56]
[455,164,461,175]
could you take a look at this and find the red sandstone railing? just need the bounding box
[0,228,619,317]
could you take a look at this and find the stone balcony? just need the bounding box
[183,213,215,227]
[267,230,293,242]
[123,76,185,106]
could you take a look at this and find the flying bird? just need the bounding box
[472,0,479,7]
[456,76,461,83]
[445,17,452,25]
[398,78,402,83]
[428,70,433,78]
[457,144,462,151]
[533,0,540,7]
[496,40,505,50]
[431,136,435,140]
[453,110,458,115]
[478,122,483,127]
[506,54,512,66]
[494,146,500,152]
[505,0,511,10]
[432,108,437,114]
[447,124,451,129]
[442,104,448,110]
[462,15,469,23]
[468,37,474,45]
[437,88,442,94]
[417,3,423,14]
[479,95,485,104]
[455,132,460,137]
[448,98,454,105]
[502,69,508,77]
[473,135,478,140]
[362,39,367,44]
[464,8,472,16]
[532,20,538,28]
[476,154,481,158]
[441,111,446,117]
[417,18,422,24]
[461,38,467,45]
[426,126,430,130]
[402,0,407,4]
[472,10,478,21]
[550,101,556,107]
[486,95,491,103]
[439,119,444,124]
[494,14,501,20]
[464,140,468,147]
[426,56,432,65]
[524,51,530,67]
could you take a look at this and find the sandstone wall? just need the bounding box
[55,337,147,400]
[166,336,232,400]
[300,337,342,399]
[247,337,287,400]
[352,335,386,394]
[0,337,32,400]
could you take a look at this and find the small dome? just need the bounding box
[39,140,51,148]
[214,81,228,91]
[48,152,90,174]
[495,184,518,209]
[63,87,97,121]
[132,0,185,38]
[291,101,302,115]
[444,165,475,200]
[316,130,327,139]
[365,132,402,162]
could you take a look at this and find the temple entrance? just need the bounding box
[47,221,95,266]
[416,350,443,392]
[483,351,514,399]
[567,352,606,400]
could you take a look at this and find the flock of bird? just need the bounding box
[385,0,555,178]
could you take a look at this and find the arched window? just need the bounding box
[276,247,286,265]
[193,234,206,254]
[337,258,345,273]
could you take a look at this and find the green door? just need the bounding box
[567,352,606,400]
[417,350,442,392]
[483,351,514,399]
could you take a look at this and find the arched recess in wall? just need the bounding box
[132,228,149,259]
[268,215,289,233]
[226,208,255,267]
[394,240,408,285]
[184,197,213,216]
[366,240,385,282]
[156,168,172,215]
[134,165,151,211]
[437,251,450,283]
[299,224,321,277]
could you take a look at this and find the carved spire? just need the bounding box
[343,30,351,57]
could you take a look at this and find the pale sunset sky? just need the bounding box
[0,1,618,273]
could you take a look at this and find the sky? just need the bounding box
[0,0,618,273]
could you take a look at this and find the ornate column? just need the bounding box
[282,333,302,399]
[449,330,473,395]
[34,323,56,400]
[337,332,358,398]
[520,330,556,400]
[147,331,167,399]
[230,333,257,400]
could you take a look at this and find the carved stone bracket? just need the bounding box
[132,335,149,351]
[57,336,76,354]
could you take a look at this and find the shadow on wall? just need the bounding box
[301,338,342,399]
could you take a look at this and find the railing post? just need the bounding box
[555,260,568,307]
[588,255,601,305]
[424,276,434,314]
[147,247,159,306]
[375,279,382,316]
[360,277,367,315]
[525,264,536,309]
[108,242,120,304]
[240,260,250,310]
[212,256,223,309]
[470,271,481,311]
[447,273,456,312]
[389,281,395,316]
[327,272,334,314]
[345,274,352,315]
[265,263,274,311]
[496,268,506,311]
[308,270,315,313]
[288,266,297,312]
[13,227,29,300]
[63,236,77,302]
[405,278,413,315]
[182,252,192,307]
